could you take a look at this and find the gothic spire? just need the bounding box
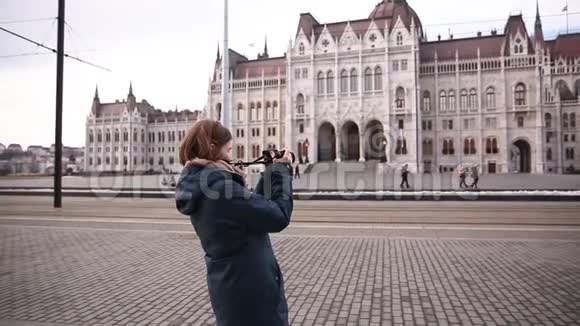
[128,81,134,97]
[217,42,221,60]
[94,85,99,100]
[264,35,268,57]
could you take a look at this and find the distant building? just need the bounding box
[85,84,200,173]
[27,145,50,157]
[7,144,23,152]
[207,0,580,174]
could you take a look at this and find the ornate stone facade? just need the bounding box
[85,84,199,173]
[208,0,580,174]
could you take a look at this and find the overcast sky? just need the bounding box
[0,0,577,149]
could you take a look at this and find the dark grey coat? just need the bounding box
[176,163,293,326]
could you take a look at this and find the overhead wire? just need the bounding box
[0,26,111,72]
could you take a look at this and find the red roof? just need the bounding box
[545,33,580,59]
[234,57,286,79]
[370,0,422,32]
[420,35,504,62]
[502,15,534,55]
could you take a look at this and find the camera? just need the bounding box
[262,150,296,165]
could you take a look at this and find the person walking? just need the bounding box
[294,164,300,179]
[458,165,469,189]
[471,164,480,189]
[176,119,294,326]
[400,164,410,189]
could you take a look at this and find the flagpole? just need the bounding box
[566,1,569,34]
[222,0,230,129]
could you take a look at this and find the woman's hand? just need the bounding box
[273,149,293,164]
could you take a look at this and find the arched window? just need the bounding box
[422,91,431,112]
[396,32,403,46]
[105,129,111,142]
[469,89,477,110]
[571,113,576,128]
[272,101,278,119]
[350,68,358,93]
[464,138,476,155]
[237,103,244,122]
[487,137,499,154]
[460,89,468,110]
[486,87,495,109]
[395,137,407,155]
[448,90,456,111]
[249,102,255,121]
[89,130,94,143]
[374,66,382,91]
[326,70,334,94]
[256,102,262,121]
[216,103,222,121]
[545,113,552,129]
[299,43,305,56]
[515,83,526,106]
[296,94,305,114]
[97,130,102,143]
[265,101,271,120]
[563,113,569,128]
[422,139,433,155]
[340,69,348,94]
[439,91,447,111]
[364,68,373,91]
[449,139,455,155]
[395,87,405,108]
[442,139,454,155]
[141,130,145,143]
[317,71,325,94]
[114,129,119,142]
[514,39,524,54]
[547,148,553,161]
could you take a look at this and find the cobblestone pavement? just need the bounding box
[1,225,579,326]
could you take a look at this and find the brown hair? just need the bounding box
[179,119,232,165]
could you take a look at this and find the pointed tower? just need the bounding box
[91,85,100,114]
[258,36,270,60]
[534,0,544,47]
[127,81,136,111]
[216,42,221,61]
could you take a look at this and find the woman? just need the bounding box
[175,119,293,326]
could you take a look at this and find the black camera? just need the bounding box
[262,150,296,165]
[233,149,295,167]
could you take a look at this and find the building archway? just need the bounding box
[511,139,532,173]
[364,120,387,162]
[555,80,575,101]
[341,121,360,161]
[317,122,336,162]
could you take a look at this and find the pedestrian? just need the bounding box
[294,164,300,179]
[400,164,410,189]
[458,165,468,189]
[175,119,294,326]
[471,164,480,189]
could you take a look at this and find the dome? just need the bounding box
[369,0,423,33]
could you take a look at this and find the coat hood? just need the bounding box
[175,165,245,216]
